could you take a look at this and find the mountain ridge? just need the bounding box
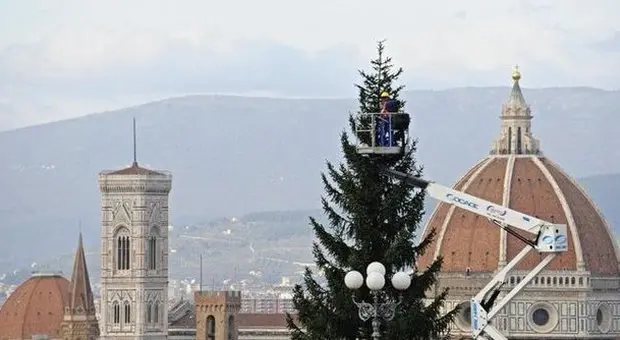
[3,86,619,132]
[0,87,618,273]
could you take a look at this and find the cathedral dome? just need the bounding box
[418,68,620,277]
[418,155,620,276]
[0,273,70,340]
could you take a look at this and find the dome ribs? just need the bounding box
[417,158,489,270]
[541,158,620,276]
[507,157,576,271]
[437,158,506,273]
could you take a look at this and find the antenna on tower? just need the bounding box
[132,117,138,165]
[200,254,203,292]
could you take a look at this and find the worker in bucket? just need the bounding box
[378,91,399,146]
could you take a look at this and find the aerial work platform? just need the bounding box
[354,112,411,155]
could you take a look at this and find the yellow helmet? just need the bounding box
[380,91,390,98]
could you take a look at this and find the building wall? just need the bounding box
[240,296,294,314]
[99,173,172,339]
[440,272,620,339]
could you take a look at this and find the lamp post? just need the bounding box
[344,261,412,340]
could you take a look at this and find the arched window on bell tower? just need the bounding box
[147,226,159,271]
[114,227,131,271]
[112,301,120,324]
[207,315,216,340]
[146,302,152,323]
[124,301,131,324]
[228,315,235,340]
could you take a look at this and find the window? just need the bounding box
[517,127,522,154]
[147,226,159,270]
[228,315,235,340]
[532,308,549,326]
[207,315,216,340]
[454,301,471,332]
[115,228,130,270]
[148,236,157,270]
[154,302,159,323]
[146,302,152,323]
[528,302,558,333]
[124,302,131,324]
[507,127,512,154]
[113,302,120,324]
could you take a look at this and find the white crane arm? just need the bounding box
[384,168,568,253]
[383,167,568,340]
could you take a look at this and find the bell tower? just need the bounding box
[98,119,172,339]
[195,291,241,340]
[490,66,541,155]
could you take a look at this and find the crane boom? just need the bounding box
[383,167,568,339]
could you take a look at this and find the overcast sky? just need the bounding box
[1,0,619,128]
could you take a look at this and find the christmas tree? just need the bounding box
[286,40,455,339]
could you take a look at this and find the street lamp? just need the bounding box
[344,261,412,340]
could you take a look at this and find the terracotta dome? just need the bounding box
[418,68,620,277]
[419,68,620,339]
[0,273,70,340]
[418,156,620,275]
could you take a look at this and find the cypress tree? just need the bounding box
[286,40,455,339]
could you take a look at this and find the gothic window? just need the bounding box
[228,315,235,340]
[207,315,216,340]
[154,302,159,323]
[124,301,131,324]
[115,227,130,270]
[112,301,120,324]
[517,126,522,154]
[507,127,512,154]
[146,302,152,323]
[147,226,159,270]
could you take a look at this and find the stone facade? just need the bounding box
[98,162,172,339]
[441,272,620,338]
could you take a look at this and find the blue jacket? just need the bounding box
[385,99,400,113]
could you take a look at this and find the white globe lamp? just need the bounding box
[344,270,364,290]
[366,271,386,291]
[391,271,411,291]
[366,261,386,276]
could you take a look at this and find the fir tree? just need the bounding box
[286,40,455,339]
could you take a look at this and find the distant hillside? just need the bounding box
[0,87,619,271]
